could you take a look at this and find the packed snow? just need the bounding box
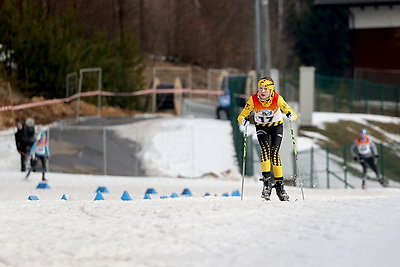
[0,112,399,267]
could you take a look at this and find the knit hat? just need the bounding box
[257,77,274,91]
[25,118,35,127]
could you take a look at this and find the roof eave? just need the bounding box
[314,1,400,8]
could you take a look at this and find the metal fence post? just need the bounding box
[380,143,384,179]
[343,145,348,188]
[316,83,320,111]
[310,146,314,188]
[103,128,107,175]
[326,146,330,189]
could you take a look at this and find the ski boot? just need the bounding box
[42,173,47,182]
[274,180,289,201]
[259,172,273,201]
[361,180,366,189]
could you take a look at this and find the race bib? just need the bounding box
[358,144,371,155]
[255,109,282,124]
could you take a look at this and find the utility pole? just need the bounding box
[254,0,261,80]
[254,0,271,79]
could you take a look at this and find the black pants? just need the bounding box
[255,123,284,179]
[360,156,379,180]
[216,106,230,120]
[31,155,47,173]
[19,153,27,171]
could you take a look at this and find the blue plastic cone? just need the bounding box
[28,195,39,201]
[231,190,241,197]
[36,182,50,189]
[170,192,179,198]
[145,188,157,194]
[160,195,168,199]
[61,194,71,200]
[94,191,105,201]
[143,193,151,199]
[121,191,132,201]
[222,192,229,197]
[181,188,193,197]
[203,192,211,197]
[96,186,109,193]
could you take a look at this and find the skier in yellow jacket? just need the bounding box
[237,77,297,201]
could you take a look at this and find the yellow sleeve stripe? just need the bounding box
[237,96,254,124]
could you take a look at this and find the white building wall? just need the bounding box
[350,6,400,29]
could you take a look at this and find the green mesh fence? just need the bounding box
[296,144,399,189]
[280,72,299,102]
[315,74,400,116]
[279,72,400,116]
[228,75,254,176]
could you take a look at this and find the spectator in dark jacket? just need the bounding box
[15,121,27,171]
[22,118,36,171]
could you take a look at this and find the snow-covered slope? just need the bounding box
[0,172,399,267]
[0,113,399,267]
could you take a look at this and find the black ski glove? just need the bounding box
[286,112,295,121]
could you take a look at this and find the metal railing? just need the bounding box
[294,144,398,189]
[279,72,400,116]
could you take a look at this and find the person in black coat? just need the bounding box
[22,118,36,172]
[15,121,27,171]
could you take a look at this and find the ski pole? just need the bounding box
[240,125,248,201]
[289,121,305,200]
